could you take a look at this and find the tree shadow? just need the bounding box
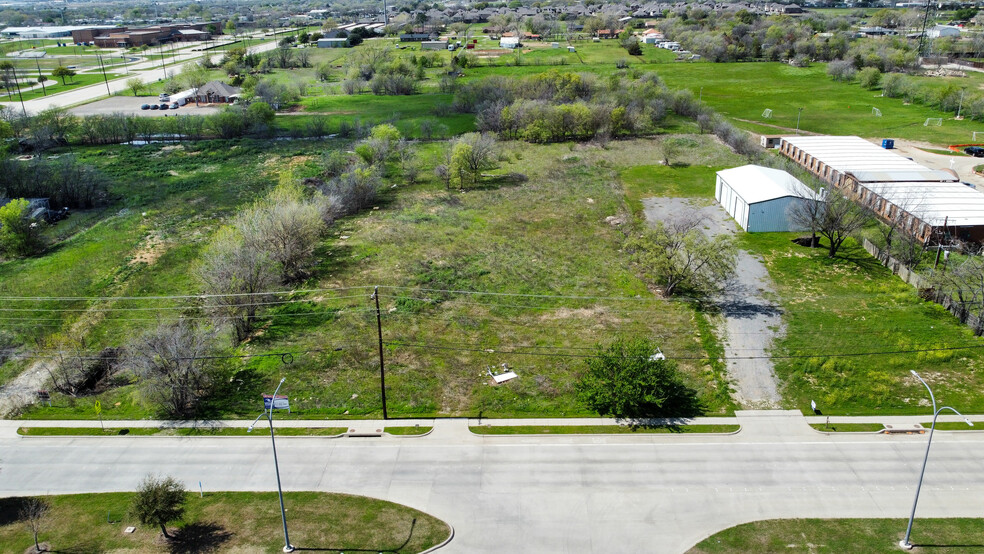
[0,496,28,525]
[168,521,233,554]
[834,241,884,274]
[294,517,417,553]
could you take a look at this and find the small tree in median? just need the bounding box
[20,496,51,553]
[131,474,186,539]
[126,77,145,97]
[577,338,702,418]
[51,66,76,86]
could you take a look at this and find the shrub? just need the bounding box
[576,338,702,418]
[827,59,857,82]
[0,198,44,257]
[858,67,882,89]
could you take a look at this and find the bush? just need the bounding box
[576,338,702,418]
[858,67,882,90]
[0,198,44,257]
[827,59,856,82]
[881,73,907,98]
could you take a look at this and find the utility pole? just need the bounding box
[34,58,46,96]
[10,66,26,116]
[372,286,388,419]
[97,54,111,97]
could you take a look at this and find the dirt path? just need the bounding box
[0,359,47,417]
[641,197,782,409]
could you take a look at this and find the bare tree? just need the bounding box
[128,321,217,418]
[237,175,325,284]
[197,226,278,343]
[20,496,51,553]
[181,63,210,106]
[625,212,737,297]
[930,248,984,321]
[788,190,868,257]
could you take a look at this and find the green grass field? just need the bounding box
[17,426,347,436]
[688,518,984,553]
[0,491,450,553]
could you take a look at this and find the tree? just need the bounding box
[449,133,498,188]
[128,320,219,418]
[19,496,51,553]
[237,175,325,283]
[576,337,702,418]
[131,474,186,539]
[858,67,881,90]
[181,63,210,106]
[788,190,868,258]
[625,212,737,297]
[273,45,294,68]
[51,66,75,85]
[197,226,278,343]
[0,198,44,257]
[126,77,145,97]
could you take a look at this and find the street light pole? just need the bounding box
[248,377,294,553]
[899,370,973,550]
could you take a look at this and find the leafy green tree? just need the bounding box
[577,338,702,418]
[858,67,881,90]
[131,475,186,539]
[125,77,145,96]
[51,66,75,85]
[0,198,44,257]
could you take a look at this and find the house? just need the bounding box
[500,36,520,49]
[317,38,347,48]
[715,165,817,232]
[194,81,240,104]
[597,29,614,39]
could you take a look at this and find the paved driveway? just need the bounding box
[642,198,782,408]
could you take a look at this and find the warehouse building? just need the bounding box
[715,165,817,232]
[779,135,984,243]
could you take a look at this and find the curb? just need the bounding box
[420,522,454,553]
[16,428,347,439]
[466,425,743,437]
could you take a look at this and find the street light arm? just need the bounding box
[247,411,266,432]
[911,370,936,414]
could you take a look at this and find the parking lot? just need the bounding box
[68,96,223,117]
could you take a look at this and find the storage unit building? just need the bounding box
[421,40,449,50]
[715,165,817,232]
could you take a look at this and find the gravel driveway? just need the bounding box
[642,197,782,408]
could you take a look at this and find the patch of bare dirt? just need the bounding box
[129,234,168,267]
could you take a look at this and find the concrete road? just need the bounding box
[2,411,983,553]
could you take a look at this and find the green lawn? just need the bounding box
[742,233,984,415]
[0,72,123,102]
[688,518,984,553]
[385,426,433,435]
[809,423,885,433]
[295,93,474,138]
[470,424,740,434]
[18,426,347,436]
[0,491,450,553]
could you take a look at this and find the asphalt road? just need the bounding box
[2,412,983,553]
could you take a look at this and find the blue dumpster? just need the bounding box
[882,139,895,149]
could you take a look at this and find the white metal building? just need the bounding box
[715,165,817,233]
[779,135,984,243]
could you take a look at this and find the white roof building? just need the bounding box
[715,165,816,233]
[779,135,984,243]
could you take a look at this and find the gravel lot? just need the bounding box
[69,96,222,117]
[642,197,782,409]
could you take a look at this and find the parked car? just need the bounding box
[965,146,984,157]
[140,104,150,110]
[170,102,179,110]
[150,104,159,110]
[159,103,169,110]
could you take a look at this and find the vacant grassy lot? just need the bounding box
[3,137,736,420]
[0,491,450,554]
[742,234,984,415]
[688,518,984,553]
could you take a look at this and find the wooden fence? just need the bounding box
[862,238,984,335]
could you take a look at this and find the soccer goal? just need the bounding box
[924,118,942,127]
[872,107,882,117]
[762,108,773,118]
[973,131,984,141]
